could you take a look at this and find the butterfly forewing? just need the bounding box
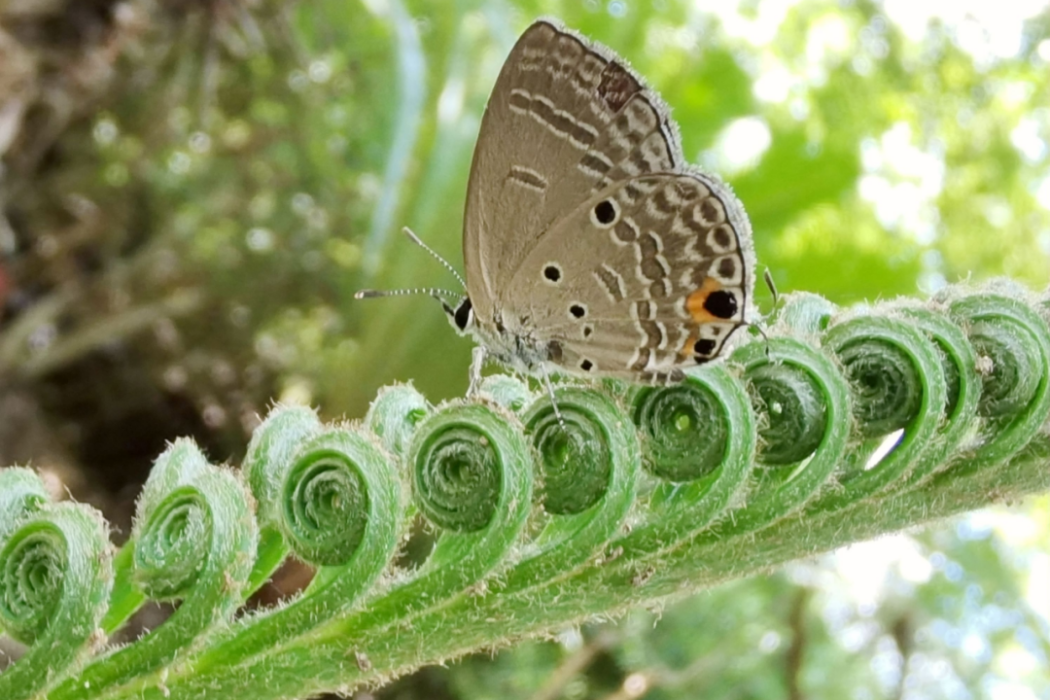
[463,19,682,321]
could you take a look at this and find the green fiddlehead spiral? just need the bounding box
[339,403,532,629]
[525,386,625,515]
[727,337,851,532]
[895,304,981,482]
[0,470,112,700]
[385,386,641,671]
[478,374,534,413]
[617,365,755,559]
[185,426,401,680]
[242,404,324,595]
[48,440,256,700]
[410,402,522,533]
[281,431,373,566]
[511,385,639,585]
[817,312,947,505]
[630,369,732,483]
[946,292,1050,473]
[365,383,431,457]
[748,358,827,466]
[0,467,47,543]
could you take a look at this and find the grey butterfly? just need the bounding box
[361,18,755,387]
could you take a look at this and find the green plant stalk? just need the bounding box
[98,543,143,634]
[107,433,1048,700]
[4,285,1050,700]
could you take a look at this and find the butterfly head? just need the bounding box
[445,296,474,335]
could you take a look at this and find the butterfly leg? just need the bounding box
[467,346,487,397]
[539,366,566,429]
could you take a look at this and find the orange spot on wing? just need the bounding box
[685,277,723,324]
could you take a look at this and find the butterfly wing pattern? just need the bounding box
[461,18,755,384]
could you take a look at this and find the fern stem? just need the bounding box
[3,283,1049,700]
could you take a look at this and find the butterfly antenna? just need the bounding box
[355,287,462,302]
[402,227,467,290]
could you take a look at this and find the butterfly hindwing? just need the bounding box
[503,172,753,378]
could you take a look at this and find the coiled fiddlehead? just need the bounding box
[411,403,509,533]
[947,293,1050,473]
[281,431,373,566]
[817,312,947,506]
[728,337,851,532]
[184,423,402,682]
[525,385,631,516]
[406,401,532,568]
[895,305,981,482]
[630,368,735,483]
[302,401,532,676]
[242,404,323,594]
[617,365,755,560]
[0,470,112,700]
[513,385,639,585]
[478,374,534,413]
[48,440,256,700]
[365,383,431,457]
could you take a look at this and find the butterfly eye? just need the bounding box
[453,298,474,330]
[591,199,619,227]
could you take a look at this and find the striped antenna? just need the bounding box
[354,287,461,301]
[354,228,466,304]
[401,227,466,289]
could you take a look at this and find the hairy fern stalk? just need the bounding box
[1,282,1049,700]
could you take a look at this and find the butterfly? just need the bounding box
[359,18,755,389]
